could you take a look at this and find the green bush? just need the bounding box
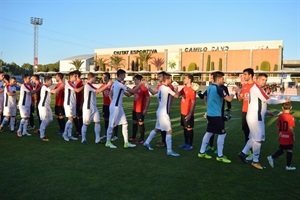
[260,61,271,71]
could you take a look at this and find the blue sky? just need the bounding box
[0,0,299,66]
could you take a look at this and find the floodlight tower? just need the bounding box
[30,17,43,72]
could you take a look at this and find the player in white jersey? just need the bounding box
[81,72,112,144]
[17,74,37,137]
[0,77,17,132]
[105,69,146,149]
[143,72,181,157]
[238,73,289,170]
[62,71,84,142]
[0,71,5,123]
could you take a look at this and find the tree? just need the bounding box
[218,58,222,71]
[95,58,109,71]
[260,61,271,71]
[137,51,152,71]
[150,57,164,71]
[21,63,34,75]
[110,55,125,70]
[70,59,84,70]
[188,62,197,71]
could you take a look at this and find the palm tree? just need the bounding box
[95,58,109,71]
[137,51,152,71]
[110,55,125,70]
[70,59,84,70]
[150,57,165,71]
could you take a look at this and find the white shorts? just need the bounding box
[38,106,53,121]
[19,106,30,118]
[247,120,265,141]
[83,108,100,125]
[0,97,4,112]
[64,105,76,118]
[3,106,17,117]
[155,114,172,131]
[109,106,127,128]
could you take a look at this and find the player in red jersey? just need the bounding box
[73,70,84,138]
[54,73,65,135]
[30,75,42,131]
[267,102,296,170]
[128,74,150,144]
[178,74,196,151]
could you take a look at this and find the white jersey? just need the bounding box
[64,80,76,106]
[83,83,97,111]
[18,84,32,107]
[0,81,4,99]
[4,85,17,108]
[110,81,127,108]
[156,85,176,115]
[38,85,52,108]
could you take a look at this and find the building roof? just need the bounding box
[61,54,94,61]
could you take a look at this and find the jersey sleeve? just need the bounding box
[67,81,75,90]
[143,87,150,97]
[217,86,227,98]
[167,87,176,96]
[190,89,196,101]
[256,86,269,102]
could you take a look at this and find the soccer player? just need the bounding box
[73,70,84,138]
[128,74,150,144]
[236,68,255,160]
[99,72,119,142]
[17,74,37,137]
[197,71,234,163]
[0,77,17,132]
[143,72,181,157]
[81,72,112,144]
[62,71,84,142]
[30,75,42,128]
[54,73,65,135]
[105,69,145,149]
[238,73,289,170]
[0,71,5,123]
[178,74,196,151]
[267,102,296,170]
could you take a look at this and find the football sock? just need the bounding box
[113,126,119,137]
[272,148,284,159]
[186,129,194,145]
[74,117,79,134]
[29,112,34,127]
[132,123,138,138]
[81,124,87,142]
[22,119,28,134]
[252,141,262,163]
[64,120,72,137]
[0,113,3,123]
[59,118,66,132]
[209,134,214,147]
[286,152,292,166]
[10,117,15,131]
[217,134,226,157]
[166,134,172,153]
[200,132,213,153]
[145,130,157,144]
[122,123,129,143]
[39,120,46,138]
[139,124,145,140]
[104,120,109,134]
[78,117,83,135]
[242,138,253,155]
[18,119,25,132]
[183,129,188,144]
[1,117,8,127]
[161,131,166,144]
[94,123,100,142]
[36,107,41,125]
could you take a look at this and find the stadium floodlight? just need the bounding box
[30,17,43,72]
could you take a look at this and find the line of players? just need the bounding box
[0,69,295,169]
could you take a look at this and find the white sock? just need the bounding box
[22,120,28,135]
[1,118,8,127]
[145,130,157,144]
[252,141,262,163]
[199,132,213,153]
[106,127,113,142]
[217,134,226,157]
[39,120,46,138]
[81,124,87,142]
[94,123,100,142]
[10,117,15,131]
[242,138,254,155]
[18,119,25,132]
[64,120,73,137]
[122,123,128,143]
[166,134,172,153]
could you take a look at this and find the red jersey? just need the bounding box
[179,86,196,115]
[55,82,64,106]
[240,82,255,112]
[35,81,42,104]
[29,83,35,105]
[277,113,295,145]
[133,85,149,112]
[100,83,111,106]
[76,80,84,106]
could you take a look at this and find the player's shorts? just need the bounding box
[76,104,83,117]
[109,106,127,128]
[64,105,76,118]
[155,114,172,132]
[102,105,109,119]
[0,97,4,112]
[55,105,65,116]
[132,110,145,122]
[3,106,17,117]
[247,120,265,141]
[242,112,249,132]
[83,108,100,125]
[206,116,225,134]
[19,105,30,118]
[279,144,293,151]
[38,106,53,121]
[180,114,194,128]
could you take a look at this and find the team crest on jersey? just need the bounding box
[134,93,139,99]
[103,90,109,96]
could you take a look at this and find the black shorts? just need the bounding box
[55,105,65,116]
[102,105,109,119]
[181,114,194,128]
[206,116,225,134]
[242,112,249,132]
[279,144,293,151]
[76,104,83,117]
[132,110,145,122]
